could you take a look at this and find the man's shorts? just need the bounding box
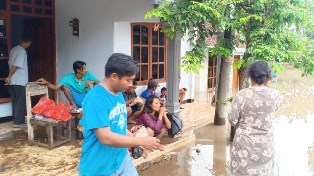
[131,105,141,114]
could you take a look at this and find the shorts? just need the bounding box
[131,105,141,114]
[110,154,138,176]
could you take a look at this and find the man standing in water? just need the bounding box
[78,53,161,176]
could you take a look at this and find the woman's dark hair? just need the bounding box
[105,53,138,78]
[73,61,86,73]
[142,96,160,114]
[249,60,272,85]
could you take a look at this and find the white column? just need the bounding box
[166,35,181,115]
[194,53,209,102]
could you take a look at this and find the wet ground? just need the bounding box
[139,68,314,176]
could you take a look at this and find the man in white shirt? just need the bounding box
[5,34,32,128]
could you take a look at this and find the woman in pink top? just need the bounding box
[136,96,171,140]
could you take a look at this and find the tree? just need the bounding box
[145,0,236,126]
[231,0,314,89]
[145,0,314,128]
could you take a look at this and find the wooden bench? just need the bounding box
[26,82,71,150]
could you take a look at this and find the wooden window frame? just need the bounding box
[131,22,167,86]
[0,0,55,103]
[208,54,217,90]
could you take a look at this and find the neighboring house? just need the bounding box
[0,0,244,118]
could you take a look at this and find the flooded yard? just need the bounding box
[139,68,314,176]
[0,68,313,176]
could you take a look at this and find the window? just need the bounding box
[0,18,11,103]
[131,23,167,84]
[6,0,54,18]
[208,55,217,90]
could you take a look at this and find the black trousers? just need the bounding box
[9,85,26,125]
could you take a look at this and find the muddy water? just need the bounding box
[139,68,314,176]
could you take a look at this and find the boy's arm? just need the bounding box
[125,97,137,106]
[94,127,161,150]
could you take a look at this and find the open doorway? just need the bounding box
[11,15,55,99]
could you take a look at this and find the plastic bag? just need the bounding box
[32,97,72,121]
[31,96,55,114]
[131,147,143,159]
[56,103,72,121]
[43,108,62,120]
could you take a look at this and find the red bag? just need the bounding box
[56,103,72,121]
[43,108,62,120]
[31,96,56,114]
[32,97,72,121]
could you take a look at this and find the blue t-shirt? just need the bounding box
[58,71,99,94]
[78,84,127,175]
[141,89,155,100]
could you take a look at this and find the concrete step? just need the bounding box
[133,133,196,166]
[133,112,214,166]
[182,113,214,133]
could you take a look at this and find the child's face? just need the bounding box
[162,90,167,96]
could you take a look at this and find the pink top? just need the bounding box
[136,113,165,133]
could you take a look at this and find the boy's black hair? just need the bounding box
[73,61,86,73]
[148,79,158,89]
[20,34,32,42]
[161,87,167,92]
[133,80,137,86]
[105,53,138,78]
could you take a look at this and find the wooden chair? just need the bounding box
[26,82,71,150]
[57,89,83,139]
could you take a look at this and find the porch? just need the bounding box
[0,101,215,175]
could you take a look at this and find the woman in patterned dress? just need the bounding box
[229,61,281,175]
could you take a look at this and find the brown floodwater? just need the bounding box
[139,68,314,176]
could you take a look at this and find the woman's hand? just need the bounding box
[158,107,167,120]
[159,107,166,115]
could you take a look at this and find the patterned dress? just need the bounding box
[228,87,281,176]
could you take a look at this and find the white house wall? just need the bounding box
[56,0,192,100]
[180,35,195,101]
[56,0,157,81]
[0,103,12,118]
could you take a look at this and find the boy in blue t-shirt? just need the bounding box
[78,53,161,176]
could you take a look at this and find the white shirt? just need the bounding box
[8,45,28,86]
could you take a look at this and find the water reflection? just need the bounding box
[274,114,314,176]
[140,115,314,176]
[140,68,314,176]
[189,144,214,175]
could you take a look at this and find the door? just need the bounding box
[232,55,240,96]
[23,18,56,99]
